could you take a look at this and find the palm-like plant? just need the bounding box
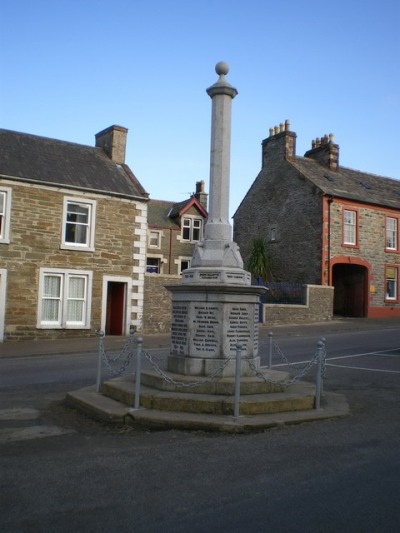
[247,236,272,284]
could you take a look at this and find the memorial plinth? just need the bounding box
[167,282,264,377]
[166,62,265,378]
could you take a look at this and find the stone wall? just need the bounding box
[328,200,400,311]
[2,181,144,340]
[143,273,181,333]
[262,285,334,325]
[233,130,323,284]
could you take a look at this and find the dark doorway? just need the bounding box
[332,263,368,317]
[105,282,126,335]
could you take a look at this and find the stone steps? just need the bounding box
[66,384,349,433]
[66,371,350,432]
[100,375,315,415]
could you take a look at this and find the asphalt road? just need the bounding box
[1,324,400,532]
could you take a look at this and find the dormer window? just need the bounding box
[182,217,202,242]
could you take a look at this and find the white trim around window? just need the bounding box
[61,197,96,251]
[0,187,12,244]
[386,216,398,251]
[343,209,357,246]
[148,229,161,248]
[181,216,203,242]
[37,268,93,329]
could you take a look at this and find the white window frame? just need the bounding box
[37,268,93,329]
[386,217,398,251]
[0,187,12,244]
[148,230,161,248]
[385,266,398,301]
[343,209,357,246]
[61,197,96,251]
[179,258,191,274]
[181,216,203,242]
[146,256,163,274]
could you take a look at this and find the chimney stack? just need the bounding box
[262,119,296,167]
[304,133,339,170]
[95,125,128,164]
[194,180,208,210]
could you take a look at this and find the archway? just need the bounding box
[332,263,368,317]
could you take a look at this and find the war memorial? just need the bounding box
[67,63,348,432]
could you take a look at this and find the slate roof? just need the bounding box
[290,157,400,210]
[148,200,179,228]
[0,129,149,200]
[148,197,208,228]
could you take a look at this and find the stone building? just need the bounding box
[233,121,400,318]
[142,181,208,333]
[0,125,149,341]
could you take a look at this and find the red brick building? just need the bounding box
[233,121,400,318]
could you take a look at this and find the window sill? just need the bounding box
[60,244,95,252]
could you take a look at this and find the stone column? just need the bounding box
[190,62,243,271]
[166,62,265,377]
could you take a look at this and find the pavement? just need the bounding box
[1,316,399,358]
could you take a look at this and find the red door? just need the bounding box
[106,282,126,335]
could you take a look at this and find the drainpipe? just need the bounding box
[169,228,173,274]
[327,196,334,285]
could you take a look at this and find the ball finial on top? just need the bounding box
[215,61,229,76]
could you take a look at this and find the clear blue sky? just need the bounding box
[1,0,399,216]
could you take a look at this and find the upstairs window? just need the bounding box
[61,197,96,251]
[182,217,202,242]
[148,230,161,248]
[386,217,398,251]
[0,187,12,243]
[343,209,357,246]
[38,268,92,328]
[385,266,398,301]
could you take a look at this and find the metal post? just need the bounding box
[234,344,242,418]
[268,332,273,369]
[134,337,143,410]
[96,331,104,393]
[129,325,136,374]
[315,340,324,409]
[320,337,326,396]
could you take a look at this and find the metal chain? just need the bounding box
[272,340,309,370]
[247,347,321,385]
[143,349,234,388]
[99,334,136,376]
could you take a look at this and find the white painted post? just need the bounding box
[134,337,143,410]
[315,340,324,409]
[268,332,274,369]
[96,331,104,393]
